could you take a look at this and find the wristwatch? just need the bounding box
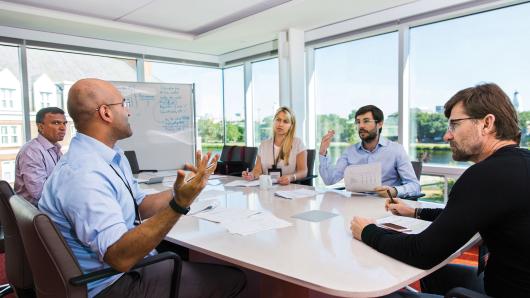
[169,189,190,215]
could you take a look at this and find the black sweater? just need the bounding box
[362,145,530,298]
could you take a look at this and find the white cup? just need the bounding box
[259,175,273,189]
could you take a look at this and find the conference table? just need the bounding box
[142,175,479,298]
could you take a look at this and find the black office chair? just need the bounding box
[0,180,34,298]
[445,287,492,298]
[400,161,426,201]
[215,145,258,176]
[124,151,157,174]
[293,149,318,186]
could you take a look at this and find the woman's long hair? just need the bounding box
[273,106,296,166]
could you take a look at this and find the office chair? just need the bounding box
[10,195,182,298]
[400,161,426,201]
[216,145,258,176]
[124,150,158,174]
[293,149,318,186]
[445,287,492,298]
[0,181,34,297]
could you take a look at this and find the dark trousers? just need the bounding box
[95,259,246,298]
[382,264,484,298]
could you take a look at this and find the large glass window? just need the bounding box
[313,32,398,186]
[223,65,245,145]
[0,44,22,183]
[409,2,530,167]
[145,61,223,154]
[251,58,279,146]
[27,48,137,148]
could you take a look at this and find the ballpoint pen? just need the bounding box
[386,189,396,204]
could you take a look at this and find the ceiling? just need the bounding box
[0,0,428,56]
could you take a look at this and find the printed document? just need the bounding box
[344,163,381,192]
[224,180,261,187]
[275,189,317,199]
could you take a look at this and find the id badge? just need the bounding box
[268,168,282,182]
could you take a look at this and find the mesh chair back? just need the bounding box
[411,161,423,180]
[124,151,140,174]
[216,146,258,176]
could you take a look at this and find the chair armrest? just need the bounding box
[334,187,346,190]
[400,193,426,201]
[69,251,181,286]
[445,287,492,298]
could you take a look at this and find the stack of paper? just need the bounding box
[224,180,260,187]
[275,189,317,199]
[192,206,292,236]
[222,212,292,236]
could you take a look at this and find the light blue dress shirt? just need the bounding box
[318,137,420,197]
[39,133,147,298]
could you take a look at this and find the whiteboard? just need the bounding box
[111,81,196,171]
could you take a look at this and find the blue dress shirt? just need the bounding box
[319,137,420,197]
[39,133,147,297]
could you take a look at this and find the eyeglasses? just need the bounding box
[447,117,477,132]
[354,119,378,126]
[95,98,130,112]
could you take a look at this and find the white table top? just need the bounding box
[143,176,478,297]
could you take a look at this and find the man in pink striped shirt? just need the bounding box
[15,107,67,205]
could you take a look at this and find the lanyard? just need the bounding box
[272,142,281,169]
[109,164,142,226]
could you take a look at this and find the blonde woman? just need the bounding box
[242,106,307,185]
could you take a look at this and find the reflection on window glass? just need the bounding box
[251,58,279,146]
[314,32,398,186]
[409,3,530,167]
[0,44,22,183]
[223,66,245,145]
[27,48,137,149]
[145,61,223,154]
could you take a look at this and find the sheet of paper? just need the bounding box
[275,189,317,199]
[189,199,219,216]
[376,215,430,234]
[344,163,381,192]
[193,207,261,223]
[224,180,260,187]
[209,174,225,180]
[151,170,179,177]
[222,212,292,236]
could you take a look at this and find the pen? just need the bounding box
[185,163,216,183]
[386,189,396,204]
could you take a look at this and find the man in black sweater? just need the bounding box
[351,83,530,298]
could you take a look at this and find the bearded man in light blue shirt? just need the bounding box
[319,105,420,198]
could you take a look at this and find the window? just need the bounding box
[145,61,223,154]
[1,160,15,183]
[0,125,21,146]
[409,2,530,167]
[223,65,245,145]
[27,47,137,144]
[313,32,398,186]
[251,58,279,146]
[0,44,23,183]
[39,91,54,109]
[0,88,16,109]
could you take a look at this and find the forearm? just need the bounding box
[104,206,180,272]
[139,190,173,218]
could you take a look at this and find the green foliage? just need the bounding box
[226,121,244,143]
[197,118,222,143]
